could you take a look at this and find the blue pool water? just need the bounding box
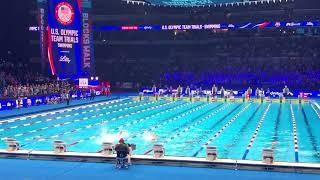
[1,97,320,163]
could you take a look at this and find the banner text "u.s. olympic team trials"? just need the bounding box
[50,28,79,48]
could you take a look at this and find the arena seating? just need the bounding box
[0,61,73,99]
[95,30,320,91]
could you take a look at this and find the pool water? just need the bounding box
[1,98,320,163]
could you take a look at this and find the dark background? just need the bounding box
[0,0,30,61]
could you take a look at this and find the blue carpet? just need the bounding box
[0,159,319,180]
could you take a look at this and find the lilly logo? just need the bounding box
[59,56,71,63]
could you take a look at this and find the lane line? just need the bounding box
[290,104,299,162]
[242,104,271,160]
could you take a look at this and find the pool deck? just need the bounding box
[1,149,320,174]
[2,158,320,180]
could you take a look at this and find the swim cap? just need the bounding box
[119,138,125,143]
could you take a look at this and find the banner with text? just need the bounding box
[47,0,82,79]
[37,0,48,74]
[81,0,95,76]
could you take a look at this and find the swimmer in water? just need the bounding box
[117,130,129,139]
[33,135,43,139]
[272,141,279,146]
[224,144,234,147]
[149,132,158,141]
[143,132,158,141]
[185,140,194,144]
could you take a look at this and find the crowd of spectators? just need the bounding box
[96,32,320,91]
[0,61,74,99]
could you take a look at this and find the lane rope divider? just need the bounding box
[0,98,129,125]
[0,99,144,133]
[192,103,252,157]
[221,104,263,157]
[12,102,169,141]
[242,104,271,160]
[142,103,230,155]
[128,102,225,141]
[290,104,299,162]
[314,102,320,111]
[21,100,177,147]
[1,100,158,141]
[66,101,190,147]
[311,104,320,119]
[163,103,231,144]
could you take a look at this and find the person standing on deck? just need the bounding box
[212,84,217,98]
[255,88,260,99]
[220,86,225,98]
[185,86,191,96]
[152,85,157,96]
[247,87,252,99]
[177,85,182,97]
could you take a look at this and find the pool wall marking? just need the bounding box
[1,100,158,141]
[127,102,211,141]
[67,101,194,147]
[242,104,271,160]
[193,103,251,157]
[0,98,129,125]
[23,101,176,145]
[290,104,299,162]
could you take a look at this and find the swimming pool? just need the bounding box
[1,97,320,164]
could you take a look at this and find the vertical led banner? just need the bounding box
[37,0,48,74]
[47,0,82,79]
[81,0,95,76]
